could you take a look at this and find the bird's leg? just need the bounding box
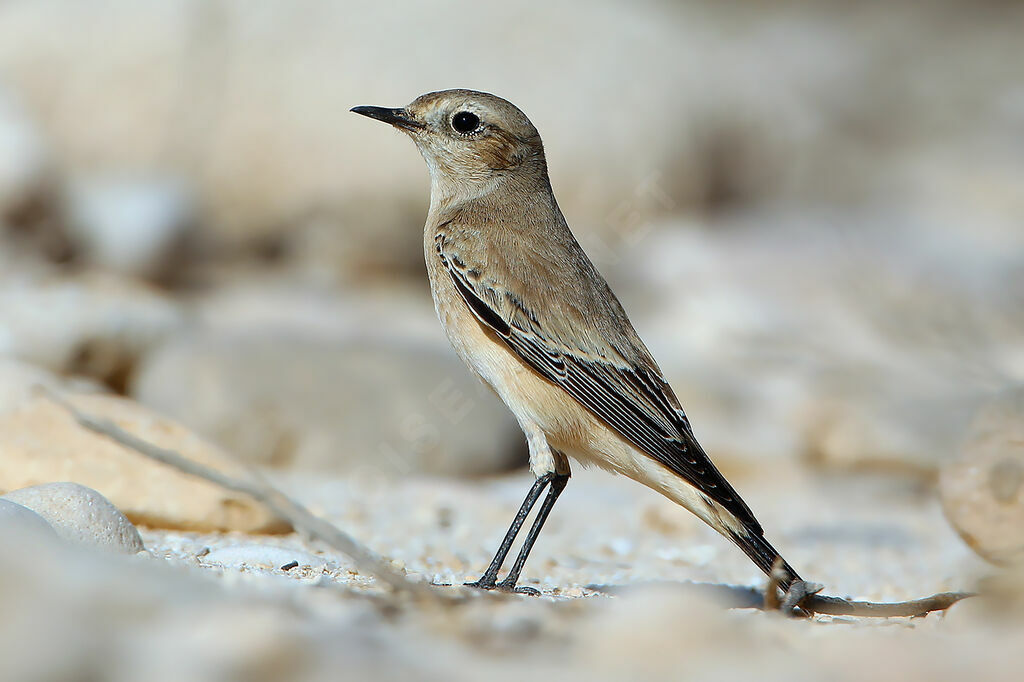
[465,473,554,590]
[496,472,569,594]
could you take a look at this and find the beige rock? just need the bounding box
[0,393,290,533]
[132,332,524,477]
[2,482,145,553]
[940,387,1024,565]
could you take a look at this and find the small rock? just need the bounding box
[940,387,1024,565]
[0,393,290,534]
[2,482,145,553]
[0,498,57,537]
[63,174,195,280]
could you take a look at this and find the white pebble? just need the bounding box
[2,482,145,554]
[0,498,57,537]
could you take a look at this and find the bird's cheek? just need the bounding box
[475,138,521,171]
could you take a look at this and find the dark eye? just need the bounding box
[451,111,480,133]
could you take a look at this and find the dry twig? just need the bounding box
[43,389,438,600]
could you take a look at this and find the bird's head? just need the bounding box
[352,89,547,200]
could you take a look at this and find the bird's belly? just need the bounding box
[428,269,586,444]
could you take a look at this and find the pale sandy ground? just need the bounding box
[254,465,974,601]
[2,374,1021,681]
[96,464,1011,682]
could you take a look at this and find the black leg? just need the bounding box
[465,473,555,590]
[496,473,569,594]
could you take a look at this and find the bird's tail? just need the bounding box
[725,527,801,591]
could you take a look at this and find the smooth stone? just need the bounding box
[2,482,144,554]
[0,498,58,538]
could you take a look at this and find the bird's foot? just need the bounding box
[498,579,540,596]
[464,577,541,596]
[781,580,824,616]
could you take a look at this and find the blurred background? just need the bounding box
[1,0,1021,479]
[1,1,1024,678]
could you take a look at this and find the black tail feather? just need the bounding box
[726,528,801,591]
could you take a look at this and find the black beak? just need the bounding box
[350,106,423,132]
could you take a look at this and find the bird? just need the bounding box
[352,89,802,596]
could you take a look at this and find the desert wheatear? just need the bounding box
[353,90,801,594]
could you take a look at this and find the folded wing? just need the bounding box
[436,228,762,533]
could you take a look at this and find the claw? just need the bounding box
[499,580,540,596]
[781,579,823,616]
[464,578,541,596]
